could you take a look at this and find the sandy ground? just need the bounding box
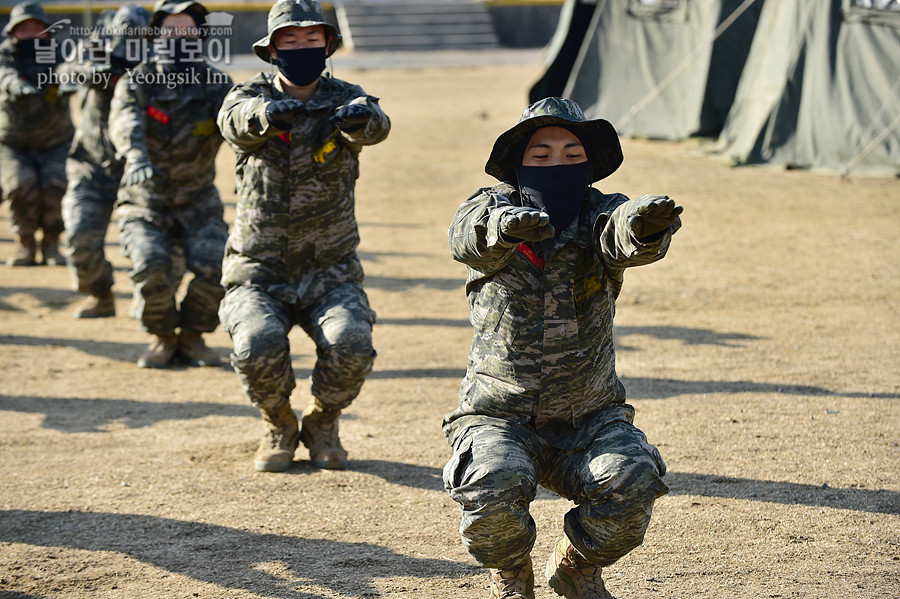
[1,57,899,599]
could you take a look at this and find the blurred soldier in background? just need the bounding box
[109,0,232,368]
[0,1,74,266]
[62,4,151,318]
[217,0,390,472]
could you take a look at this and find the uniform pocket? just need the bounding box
[443,434,474,493]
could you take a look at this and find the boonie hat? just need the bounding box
[149,0,209,35]
[485,97,623,184]
[252,0,341,62]
[4,1,50,36]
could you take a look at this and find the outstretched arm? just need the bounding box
[595,194,683,269]
[449,187,554,273]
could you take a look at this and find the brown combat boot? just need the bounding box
[254,402,300,472]
[299,401,348,469]
[545,536,613,599]
[177,329,221,367]
[7,233,36,266]
[489,556,535,599]
[40,234,66,266]
[73,292,116,319]
[136,332,179,368]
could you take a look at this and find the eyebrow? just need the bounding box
[527,141,585,150]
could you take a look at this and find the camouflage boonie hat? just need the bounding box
[485,97,623,184]
[106,4,151,60]
[3,1,50,36]
[252,0,342,62]
[149,0,209,35]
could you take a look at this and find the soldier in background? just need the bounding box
[217,0,390,472]
[62,4,151,318]
[109,0,232,368]
[0,1,74,266]
[443,98,682,599]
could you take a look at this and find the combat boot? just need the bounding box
[40,234,66,266]
[546,536,613,599]
[136,332,178,368]
[7,233,36,266]
[177,329,221,367]
[299,401,348,469]
[254,402,300,472]
[73,292,116,319]
[488,556,535,599]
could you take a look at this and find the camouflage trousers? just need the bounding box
[219,282,376,412]
[443,420,668,569]
[118,191,227,336]
[61,155,121,295]
[0,140,69,237]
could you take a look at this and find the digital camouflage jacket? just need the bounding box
[444,184,678,450]
[0,38,74,151]
[217,72,390,306]
[109,56,233,209]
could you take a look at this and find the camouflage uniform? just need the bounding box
[109,50,232,337]
[0,2,74,265]
[62,5,150,303]
[217,70,389,413]
[443,99,679,577]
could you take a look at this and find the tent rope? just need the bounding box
[841,74,900,177]
[619,0,761,128]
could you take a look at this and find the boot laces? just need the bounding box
[492,566,531,598]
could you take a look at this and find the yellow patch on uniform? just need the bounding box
[45,85,59,103]
[576,271,606,303]
[313,138,337,164]
[191,118,216,137]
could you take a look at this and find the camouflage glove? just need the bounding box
[629,195,683,242]
[330,103,373,133]
[122,154,160,187]
[265,98,309,130]
[7,78,40,98]
[499,207,555,243]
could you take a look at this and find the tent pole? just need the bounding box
[562,0,608,100]
[841,74,900,177]
[841,112,900,178]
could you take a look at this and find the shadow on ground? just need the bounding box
[0,395,255,433]
[666,472,900,515]
[0,510,475,599]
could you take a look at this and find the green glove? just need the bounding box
[630,195,683,241]
[265,98,309,130]
[499,207,555,242]
[122,154,160,187]
[330,103,373,132]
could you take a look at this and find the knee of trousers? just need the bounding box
[312,323,375,387]
[230,322,294,403]
[130,259,173,289]
[581,457,667,516]
[446,446,537,519]
[321,316,374,358]
[452,462,538,569]
[565,459,667,565]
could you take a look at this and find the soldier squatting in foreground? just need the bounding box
[443,98,683,599]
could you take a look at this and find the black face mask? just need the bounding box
[16,38,38,61]
[275,46,326,86]
[517,162,592,233]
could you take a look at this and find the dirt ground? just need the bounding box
[1,57,898,599]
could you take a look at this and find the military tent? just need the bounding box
[530,0,765,139]
[716,0,900,176]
